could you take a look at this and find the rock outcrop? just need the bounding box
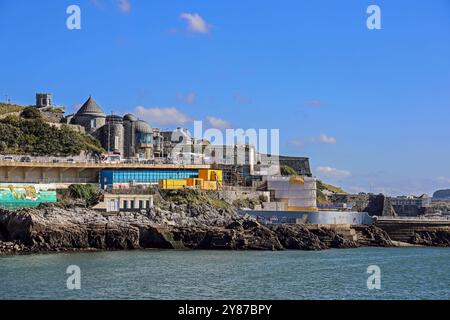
[410,230,450,247]
[0,205,397,255]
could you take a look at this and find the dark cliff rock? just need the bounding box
[411,230,450,247]
[0,207,397,255]
[171,222,283,250]
[353,225,394,247]
[268,224,325,250]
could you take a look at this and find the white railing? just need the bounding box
[0,158,211,166]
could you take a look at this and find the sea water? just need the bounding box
[0,247,449,300]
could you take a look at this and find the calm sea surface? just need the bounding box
[1,247,449,300]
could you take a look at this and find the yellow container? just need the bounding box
[287,206,318,212]
[159,179,188,189]
[198,169,223,183]
[202,181,218,191]
[186,178,203,188]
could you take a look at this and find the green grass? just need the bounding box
[0,103,25,115]
[280,165,298,176]
[316,180,347,205]
[159,189,231,210]
[67,184,100,206]
[317,180,346,194]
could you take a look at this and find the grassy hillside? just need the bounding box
[0,103,25,115]
[0,115,104,156]
[280,165,298,176]
[317,180,346,204]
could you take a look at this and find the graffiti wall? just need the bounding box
[0,184,57,209]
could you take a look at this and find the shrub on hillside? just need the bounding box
[0,117,104,156]
[280,165,298,176]
[20,107,41,119]
[68,184,100,207]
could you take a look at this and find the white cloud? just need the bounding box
[289,134,337,147]
[180,13,210,34]
[206,116,231,129]
[118,0,131,13]
[317,134,337,144]
[177,92,196,104]
[316,166,351,179]
[289,139,306,147]
[134,106,191,126]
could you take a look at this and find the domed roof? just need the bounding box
[76,96,105,117]
[123,113,138,122]
[135,120,152,133]
[106,115,123,123]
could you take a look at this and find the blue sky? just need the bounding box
[1,0,450,195]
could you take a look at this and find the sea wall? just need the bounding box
[243,210,374,225]
[375,218,450,246]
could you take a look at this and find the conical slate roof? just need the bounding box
[76,96,106,117]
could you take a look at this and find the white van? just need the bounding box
[106,155,121,163]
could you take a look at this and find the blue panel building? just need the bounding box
[100,169,199,189]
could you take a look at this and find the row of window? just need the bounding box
[108,170,198,183]
[122,199,151,209]
[107,199,151,211]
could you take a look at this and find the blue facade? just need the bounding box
[100,169,199,189]
[136,132,153,144]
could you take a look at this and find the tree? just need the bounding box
[20,107,42,119]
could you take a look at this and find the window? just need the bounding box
[107,199,119,212]
[139,200,144,209]
[91,119,96,128]
[123,200,128,209]
[130,200,135,209]
[146,200,150,208]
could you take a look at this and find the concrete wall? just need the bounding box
[0,166,99,184]
[242,210,374,225]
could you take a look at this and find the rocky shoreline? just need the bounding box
[0,203,395,256]
[1,196,449,256]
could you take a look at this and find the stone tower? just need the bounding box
[36,93,52,108]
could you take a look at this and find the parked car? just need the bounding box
[2,156,14,161]
[20,156,31,162]
[105,156,121,163]
[66,159,75,163]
